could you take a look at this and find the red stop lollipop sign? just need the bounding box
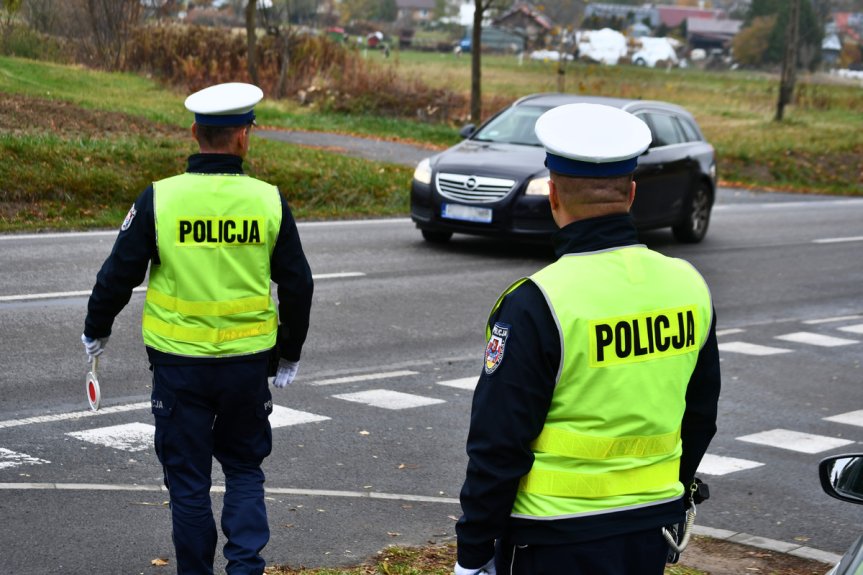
[86,355,101,411]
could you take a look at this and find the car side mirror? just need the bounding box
[459,124,476,139]
[820,454,863,504]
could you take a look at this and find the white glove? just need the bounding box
[81,333,109,362]
[273,359,299,388]
[454,559,496,575]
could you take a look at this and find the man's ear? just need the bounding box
[548,178,559,212]
[628,180,636,209]
[191,123,198,140]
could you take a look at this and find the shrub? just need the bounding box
[123,23,467,122]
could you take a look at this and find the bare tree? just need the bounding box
[256,0,301,97]
[469,0,505,124]
[24,0,90,39]
[246,0,259,84]
[775,0,800,121]
[22,0,57,34]
[85,0,142,69]
[276,0,291,98]
[1,0,23,52]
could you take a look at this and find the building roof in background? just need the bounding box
[396,0,436,10]
[687,17,742,36]
[494,2,554,31]
[657,6,725,28]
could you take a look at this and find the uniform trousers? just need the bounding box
[152,360,273,575]
[495,527,669,575]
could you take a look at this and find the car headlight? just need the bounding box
[525,177,550,196]
[413,158,432,185]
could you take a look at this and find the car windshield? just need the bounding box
[472,105,550,146]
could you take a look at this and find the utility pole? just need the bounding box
[775,0,800,122]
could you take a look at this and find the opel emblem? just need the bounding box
[464,177,478,191]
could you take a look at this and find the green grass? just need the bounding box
[1,52,861,232]
[0,56,416,232]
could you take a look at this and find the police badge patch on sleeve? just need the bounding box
[120,204,137,231]
[485,322,511,375]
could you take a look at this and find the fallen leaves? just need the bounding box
[151,557,169,567]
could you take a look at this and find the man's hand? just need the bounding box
[273,359,299,388]
[454,559,496,575]
[81,334,108,362]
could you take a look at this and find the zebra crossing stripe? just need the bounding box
[332,389,446,410]
[804,315,863,325]
[0,402,151,429]
[838,324,863,335]
[774,332,858,347]
[715,328,745,337]
[718,341,791,356]
[697,453,764,476]
[824,410,863,428]
[437,377,478,390]
[66,422,155,452]
[0,448,50,470]
[737,429,854,454]
[270,406,330,429]
[309,370,418,386]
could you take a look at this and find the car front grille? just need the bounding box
[436,172,516,203]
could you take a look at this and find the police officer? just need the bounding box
[81,82,314,575]
[454,103,721,575]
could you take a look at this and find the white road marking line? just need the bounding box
[0,448,50,470]
[0,272,365,303]
[436,377,478,390]
[309,370,418,386]
[715,328,745,337]
[298,218,411,228]
[0,402,151,429]
[0,286,146,303]
[813,236,863,244]
[0,231,119,241]
[774,332,858,347]
[312,272,365,280]
[804,315,863,325]
[0,482,460,504]
[0,220,413,242]
[696,454,764,476]
[66,422,155,452]
[0,401,328,431]
[824,410,863,428]
[718,341,792,356]
[737,429,854,454]
[838,324,863,335]
[332,389,446,410]
[270,406,330,429]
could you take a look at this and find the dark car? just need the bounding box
[410,93,717,244]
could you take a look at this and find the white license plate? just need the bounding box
[441,203,492,223]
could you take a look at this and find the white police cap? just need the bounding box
[535,103,652,177]
[184,82,264,127]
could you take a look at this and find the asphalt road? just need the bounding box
[1,189,862,574]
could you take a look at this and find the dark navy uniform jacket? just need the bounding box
[456,213,721,568]
[84,153,314,365]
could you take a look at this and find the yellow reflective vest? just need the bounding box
[142,173,282,358]
[489,245,712,520]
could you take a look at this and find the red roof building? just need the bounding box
[657,5,725,28]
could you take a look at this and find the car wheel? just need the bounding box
[672,183,712,243]
[421,230,453,243]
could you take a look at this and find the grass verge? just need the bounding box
[262,544,706,575]
[1,54,862,232]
